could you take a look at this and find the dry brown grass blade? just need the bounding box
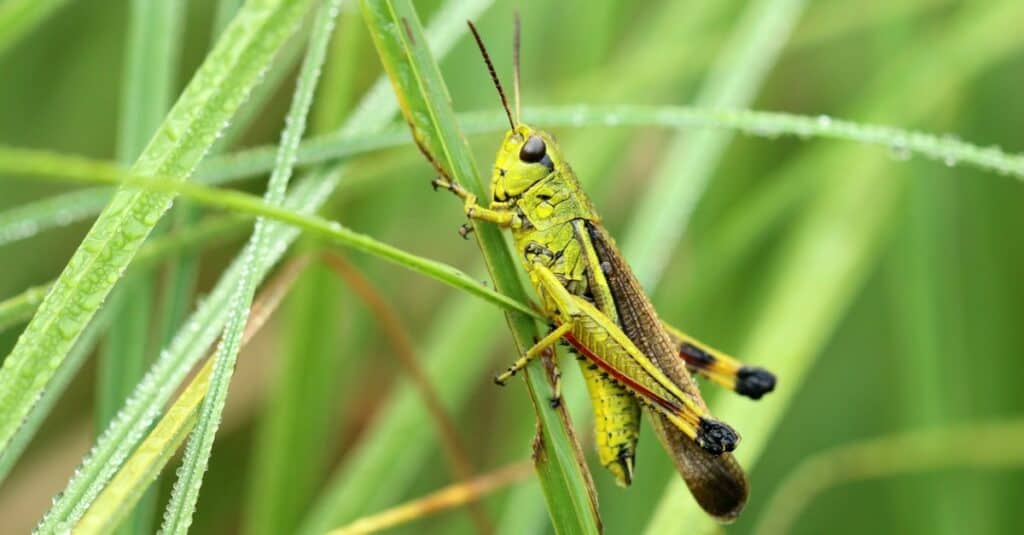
[327,461,533,535]
[321,252,493,534]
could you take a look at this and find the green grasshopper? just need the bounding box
[422,20,777,521]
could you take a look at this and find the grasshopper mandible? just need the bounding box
[421,19,777,521]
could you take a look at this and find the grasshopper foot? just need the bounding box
[431,177,450,192]
[697,418,739,455]
[459,223,474,239]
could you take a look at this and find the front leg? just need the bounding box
[432,177,522,229]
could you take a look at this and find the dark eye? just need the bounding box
[519,135,546,163]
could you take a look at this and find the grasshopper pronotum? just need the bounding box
[421,18,777,521]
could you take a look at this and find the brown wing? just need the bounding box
[585,222,748,521]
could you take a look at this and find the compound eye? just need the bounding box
[519,135,547,163]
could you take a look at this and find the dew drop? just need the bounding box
[889,142,911,161]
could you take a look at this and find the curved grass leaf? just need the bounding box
[3,103,1022,251]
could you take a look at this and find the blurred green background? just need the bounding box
[1,0,1022,533]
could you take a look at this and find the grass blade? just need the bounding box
[3,103,1021,253]
[0,310,109,482]
[360,2,601,533]
[159,2,338,531]
[96,3,184,532]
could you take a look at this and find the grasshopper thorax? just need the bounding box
[491,124,561,202]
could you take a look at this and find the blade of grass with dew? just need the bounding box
[644,2,1024,531]
[159,2,339,531]
[97,4,184,533]
[243,6,359,528]
[0,0,70,56]
[154,0,303,378]
[39,0,489,530]
[0,310,110,482]
[4,102,1022,252]
[752,420,1024,535]
[0,0,313,478]
[244,260,348,535]
[71,254,307,534]
[361,3,601,532]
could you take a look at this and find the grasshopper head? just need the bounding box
[491,124,560,201]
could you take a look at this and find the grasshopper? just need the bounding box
[422,19,777,521]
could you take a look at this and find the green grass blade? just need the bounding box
[3,103,1021,252]
[244,262,345,535]
[243,4,357,531]
[361,2,601,533]
[0,310,110,483]
[159,2,338,531]
[0,0,69,56]
[97,2,184,532]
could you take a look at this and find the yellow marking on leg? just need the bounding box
[662,322,776,399]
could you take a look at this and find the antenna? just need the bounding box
[466,21,516,131]
[513,12,522,124]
